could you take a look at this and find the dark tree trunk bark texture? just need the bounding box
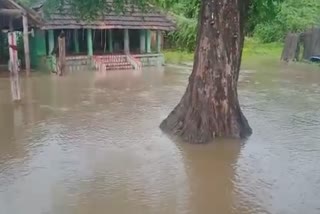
[160,0,252,143]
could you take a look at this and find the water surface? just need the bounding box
[0,63,320,214]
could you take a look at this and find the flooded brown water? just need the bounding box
[1,62,320,214]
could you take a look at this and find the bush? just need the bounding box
[254,22,284,43]
[254,0,320,43]
[166,15,197,52]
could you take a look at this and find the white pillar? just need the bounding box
[140,29,146,53]
[146,30,151,53]
[108,29,113,53]
[156,30,161,53]
[48,29,54,55]
[22,14,30,75]
[124,29,129,54]
[73,29,79,53]
[87,29,93,56]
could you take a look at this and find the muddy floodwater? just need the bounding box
[1,61,320,214]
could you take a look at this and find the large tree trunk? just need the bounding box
[160,0,252,143]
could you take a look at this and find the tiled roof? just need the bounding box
[35,1,175,31]
[0,0,43,30]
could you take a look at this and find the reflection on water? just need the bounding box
[0,63,320,214]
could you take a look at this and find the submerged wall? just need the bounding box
[134,54,164,67]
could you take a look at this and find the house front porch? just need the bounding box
[33,28,165,72]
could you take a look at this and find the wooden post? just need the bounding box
[57,31,66,76]
[124,29,129,54]
[108,29,113,53]
[73,29,79,53]
[156,30,161,53]
[87,29,93,56]
[22,13,30,75]
[281,33,301,62]
[48,30,54,54]
[146,30,151,53]
[8,31,21,101]
[140,29,146,53]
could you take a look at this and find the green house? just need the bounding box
[30,1,175,71]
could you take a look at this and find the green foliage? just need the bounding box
[150,0,198,51]
[279,0,320,31]
[165,0,320,47]
[166,14,197,52]
[254,0,320,42]
[246,0,282,35]
[163,0,284,51]
[165,0,282,51]
[254,22,284,43]
[153,0,199,18]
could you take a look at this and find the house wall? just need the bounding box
[151,31,163,51]
[30,29,46,69]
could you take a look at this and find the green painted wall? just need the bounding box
[30,30,46,69]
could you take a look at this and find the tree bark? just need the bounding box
[160,0,252,143]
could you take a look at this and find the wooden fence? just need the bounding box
[281,27,320,62]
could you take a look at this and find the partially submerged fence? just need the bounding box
[281,27,320,62]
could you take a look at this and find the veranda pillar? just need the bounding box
[48,30,54,54]
[108,29,113,53]
[87,29,93,56]
[156,30,161,53]
[124,29,129,54]
[140,29,146,53]
[22,13,30,75]
[73,29,79,53]
[146,30,151,53]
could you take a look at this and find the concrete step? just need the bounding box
[105,62,132,67]
[99,59,127,64]
[66,64,92,71]
[105,64,133,70]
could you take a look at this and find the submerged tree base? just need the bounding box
[160,112,252,144]
[160,85,252,144]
